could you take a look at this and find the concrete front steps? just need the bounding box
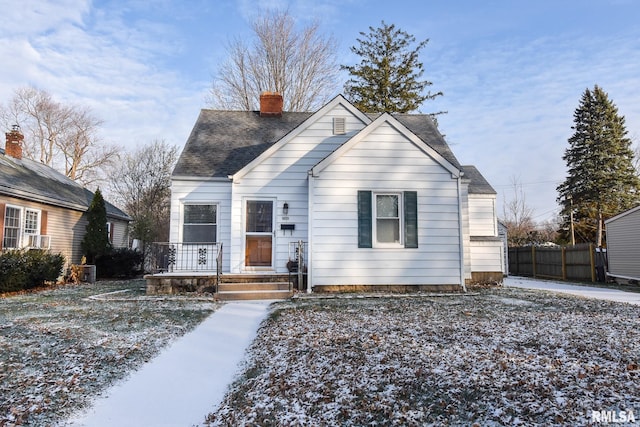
[215,274,293,301]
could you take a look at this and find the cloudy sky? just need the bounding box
[1,0,639,221]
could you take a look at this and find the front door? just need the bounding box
[245,200,274,267]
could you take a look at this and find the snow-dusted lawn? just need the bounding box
[0,280,217,426]
[206,287,640,426]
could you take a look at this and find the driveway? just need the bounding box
[504,276,640,306]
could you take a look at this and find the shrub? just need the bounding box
[0,249,65,293]
[95,248,143,279]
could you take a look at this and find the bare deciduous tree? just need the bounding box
[0,86,119,186]
[501,176,536,246]
[107,140,178,249]
[208,11,338,112]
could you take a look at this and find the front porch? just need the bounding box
[144,241,307,300]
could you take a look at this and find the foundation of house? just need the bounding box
[311,284,465,293]
[144,273,294,301]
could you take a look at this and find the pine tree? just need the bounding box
[557,85,640,246]
[81,188,111,264]
[342,21,442,113]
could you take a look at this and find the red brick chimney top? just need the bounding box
[5,125,24,160]
[259,92,283,117]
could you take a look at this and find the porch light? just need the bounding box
[283,202,289,215]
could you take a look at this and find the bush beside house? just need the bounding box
[95,248,143,279]
[0,250,65,293]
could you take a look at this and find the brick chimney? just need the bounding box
[5,125,24,160]
[259,92,283,117]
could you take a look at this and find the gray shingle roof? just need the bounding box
[462,165,497,195]
[173,106,491,195]
[0,148,131,220]
[173,110,312,178]
[392,114,463,170]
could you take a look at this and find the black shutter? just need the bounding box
[404,191,418,248]
[357,191,372,248]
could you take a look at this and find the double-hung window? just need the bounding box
[2,207,41,249]
[23,209,41,248]
[358,191,418,249]
[24,209,39,236]
[3,206,21,249]
[375,194,402,246]
[183,204,217,243]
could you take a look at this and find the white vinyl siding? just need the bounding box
[470,240,504,273]
[229,103,368,273]
[169,179,231,272]
[468,195,497,236]
[311,121,463,286]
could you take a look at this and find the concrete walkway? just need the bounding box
[505,276,640,306]
[65,301,272,427]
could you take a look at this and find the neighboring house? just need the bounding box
[0,126,131,266]
[605,205,640,283]
[168,93,504,292]
[497,220,509,276]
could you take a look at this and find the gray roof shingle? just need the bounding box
[173,110,311,178]
[0,148,131,220]
[462,165,497,195]
[173,107,491,195]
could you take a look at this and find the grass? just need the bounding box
[206,288,640,426]
[0,279,217,426]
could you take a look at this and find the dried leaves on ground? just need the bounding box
[206,288,640,426]
[0,280,217,427]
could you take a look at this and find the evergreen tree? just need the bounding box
[342,21,442,113]
[557,85,640,246]
[81,188,111,264]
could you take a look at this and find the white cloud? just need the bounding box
[0,0,207,150]
[431,28,640,221]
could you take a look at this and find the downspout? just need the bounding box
[306,170,314,293]
[457,174,467,292]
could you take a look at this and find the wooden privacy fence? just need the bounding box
[509,244,607,283]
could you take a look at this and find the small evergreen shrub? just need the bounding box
[0,250,65,293]
[95,248,143,279]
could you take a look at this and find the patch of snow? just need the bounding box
[63,301,271,427]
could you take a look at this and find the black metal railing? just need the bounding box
[148,242,222,273]
[287,240,307,292]
[216,242,223,293]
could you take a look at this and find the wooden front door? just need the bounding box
[245,200,274,267]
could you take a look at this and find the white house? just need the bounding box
[164,93,503,293]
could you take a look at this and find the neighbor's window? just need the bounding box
[183,204,217,243]
[24,209,40,236]
[3,206,21,248]
[375,194,402,245]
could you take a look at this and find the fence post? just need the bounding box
[561,246,567,281]
[532,246,537,278]
[589,243,596,282]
